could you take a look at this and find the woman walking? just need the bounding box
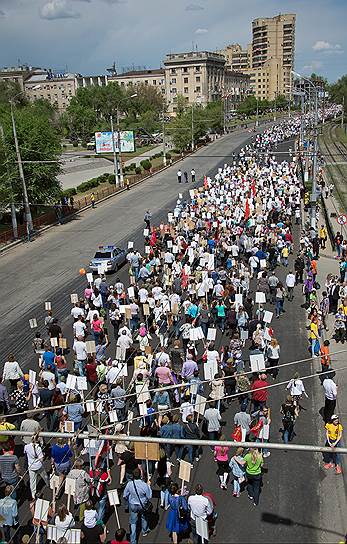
[275,282,286,318]
[214,435,230,489]
[165,483,189,543]
[229,447,246,498]
[244,448,264,506]
[267,338,281,379]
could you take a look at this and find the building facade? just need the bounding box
[24,71,78,111]
[108,69,165,96]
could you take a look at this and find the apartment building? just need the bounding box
[219,13,296,101]
[24,71,78,110]
[108,68,165,96]
[0,65,38,90]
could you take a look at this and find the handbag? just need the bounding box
[178,496,188,521]
[132,481,153,513]
[231,425,242,442]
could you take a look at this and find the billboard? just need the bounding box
[95,131,135,153]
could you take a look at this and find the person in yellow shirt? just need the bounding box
[281,246,289,267]
[319,225,327,249]
[310,316,320,357]
[0,416,16,451]
[323,414,343,474]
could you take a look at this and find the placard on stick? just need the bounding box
[50,337,58,348]
[29,369,36,386]
[86,272,93,284]
[207,328,216,341]
[29,318,37,329]
[107,489,121,528]
[179,459,191,483]
[255,291,266,304]
[194,394,206,416]
[34,498,49,522]
[263,310,273,324]
[250,353,266,373]
[70,294,78,304]
[135,442,160,461]
[86,340,96,354]
[59,338,67,349]
[45,301,51,311]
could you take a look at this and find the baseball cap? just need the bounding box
[331,414,339,420]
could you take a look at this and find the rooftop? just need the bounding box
[109,68,164,79]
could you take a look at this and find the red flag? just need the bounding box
[244,199,250,221]
[204,175,208,189]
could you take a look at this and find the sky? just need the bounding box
[0,0,346,82]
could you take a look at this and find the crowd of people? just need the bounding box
[0,106,344,544]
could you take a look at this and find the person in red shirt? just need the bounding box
[85,355,98,385]
[111,528,130,544]
[251,373,269,411]
[203,490,217,537]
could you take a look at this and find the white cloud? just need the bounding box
[195,28,208,34]
[185,4,204,11]
[312,40,341,51]
[40,0,80,19]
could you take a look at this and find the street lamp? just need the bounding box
[292,71,319,231]
[9,85,40,237]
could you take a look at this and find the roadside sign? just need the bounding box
[336,214,347,225]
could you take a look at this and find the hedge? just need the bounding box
[135,166,142,175]
[140,159,152,171]
[61,187,77,198]
[76,178,100,193]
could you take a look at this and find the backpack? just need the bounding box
[282,406,294,425]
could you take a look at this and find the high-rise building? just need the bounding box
[218,13,296,101]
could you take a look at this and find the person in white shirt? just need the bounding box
[73,315,87,338]
[73,336,88,376]
[188,484,213,540]
[70,303,84,321]
[138,288,149,304]
[323,375,338,423]
[285,271,296,301]
[286,373,308,400]
[117,331,133,361]
[24,438,49,500]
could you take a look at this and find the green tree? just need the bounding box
[330,74,347,114]
[0,103,61,208]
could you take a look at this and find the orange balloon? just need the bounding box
[79,268,86,276]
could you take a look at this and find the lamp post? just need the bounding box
[110,114,119,187]
[116,92,137,187]
[9,86,40,236]
[0,123,18,239]
[292,71,319,231]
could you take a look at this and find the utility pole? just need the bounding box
[10,101,33,234]
[311,86,319,231]
[162,114,167,166]
[191,102,194,152]
[0,123,18,239]
[110,115,119,187]
[342,95,345,129]
[255,97,259,128]
[116,108,124,187]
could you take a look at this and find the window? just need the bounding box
[120,82,125,86]
[171,78,176,84]
[153,80,156,85]
[183,67,188,73]
[196,86,201,93]
[196,76,200,82]
[184,87,189,94]
[172,87,177,94]
[170,68,176,75]
[184,77,188,84]
[145,80,148,85]
[195,66,200,72]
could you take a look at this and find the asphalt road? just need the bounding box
[0,128,330,543]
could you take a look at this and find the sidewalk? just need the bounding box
[313,191,347,538]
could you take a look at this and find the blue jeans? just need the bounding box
[129,505,149,544]
[323,440,341,465]
[201,322,208,338]
[275,299,283,317]
[97,493,107,522]
[283,424,294,444]
[233,478,241,494]
[76,359,86,377]
[160,488,169,508]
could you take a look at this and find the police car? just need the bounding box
[89,245,127,273]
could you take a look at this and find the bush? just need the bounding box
[97,173,110,183]
[72,140,79,148]
[130,162,136,170]
[135,166,142,175]
[166,152,171,160]
[81,140,88,148]
[140,159,152,171]
[61,187,77,198]
[76,178,100,193]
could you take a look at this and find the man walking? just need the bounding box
[285,270,296,302]
[144,210,151,230]
[24,437,49,500]
[123,468,152,544]
[191,168,196,183]
[188,484,213,544]
[322,373,338,423]
[177,169,182,183]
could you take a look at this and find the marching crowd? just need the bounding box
[0,106,344,544]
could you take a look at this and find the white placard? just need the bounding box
[250,353,266,373]
[263,310,273,323]
[28,370,36,386]
[108,489,120,506]
[128,286,135,299]
[66,374,77,390]
[189,327,205,341]
[167,240,173,249]
[264,327,272,342]
[136,383,151,404]
[172,245,178,254]
[255,291,266,304]
[179,459,191,482]
[189,189,195,199]
[64,477,76,496]
[86,340,96,354]
[240,329,249,340]
[50,337,58,348]
[260,259,267,269]
[113,362,128,377]
[145,246,150,254]
[29,318,37,329]
[85,400,95,413]
[47,526,81,544]
[207,328,217,341]
[109,410,119,423]
[143,228,149,237]
[128,241,134,249]
[203,360,217,381]
[86,272,93,284]
[196,517,209,541]
[207,254,215,271]
[178,193,183,199]
[235,293,243,305]
[49,474,60,491]
[45,301,51,311]
[194,394,206,416]
[34,498,49,522]
[70,294,79,304]
[64,421,75,433]
[76,376,88,391]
